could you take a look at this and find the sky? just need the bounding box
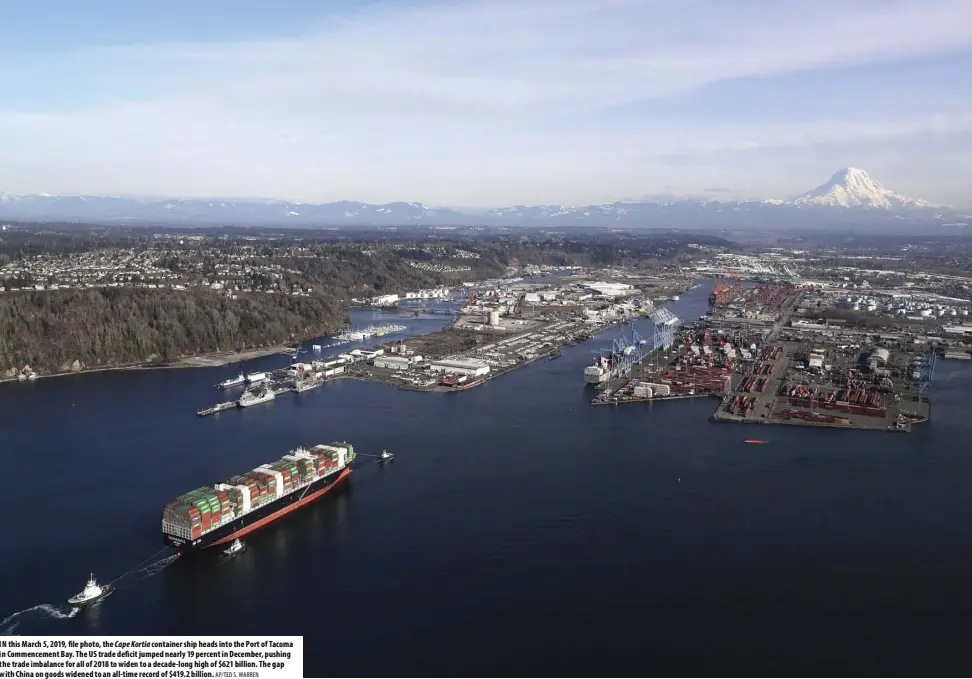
[1,0,971,208]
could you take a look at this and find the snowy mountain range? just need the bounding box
[0,168,960,229]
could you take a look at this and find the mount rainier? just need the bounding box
[0,168,955,229]
[792,167,934,209]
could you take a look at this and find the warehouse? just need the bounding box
[580,281,634,298]
[373,355,412,371]
[428,357,491,377]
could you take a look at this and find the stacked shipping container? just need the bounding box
[162,487,230,540]
[162,443,354,541]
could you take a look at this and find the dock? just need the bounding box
[591,393,714,406]
[197,401,238,417]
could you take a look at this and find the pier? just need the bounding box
[196,401,237,417]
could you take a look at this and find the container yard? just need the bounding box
[590,318,761,405]
[589,277,935,432]
[162,442,355,552]
[706,281,933,432]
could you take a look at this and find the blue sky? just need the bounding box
[1,0,971,207]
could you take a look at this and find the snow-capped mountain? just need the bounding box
[0,169,953,229]
[793,167,933,209]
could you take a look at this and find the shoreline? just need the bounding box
[3,277,691,387]
[0,341,320,386]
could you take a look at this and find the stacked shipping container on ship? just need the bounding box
[162,442,355,553]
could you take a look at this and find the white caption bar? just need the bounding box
[0,637,303,679]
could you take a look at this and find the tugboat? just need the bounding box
[67,573,114,608]
[376,449,395,465]
[223,539,246,558]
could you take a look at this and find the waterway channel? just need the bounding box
[1,283,970,675]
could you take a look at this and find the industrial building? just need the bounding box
[580,281,634,298]
[373,355,412,371]
[868,347,890,370]
[428,357,491,377]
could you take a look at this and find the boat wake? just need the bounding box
[134,554,180,582]
[1,604,78,635]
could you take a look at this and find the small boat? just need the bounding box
[17,373,27,382]
[67,573,114,608]
[223,539,246,557]
[548,351,562,360]
[376,449,394,464]
[744,440,767,444]
[26,372,37,381]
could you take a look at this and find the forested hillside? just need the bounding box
[0,288,343,376]
[0,226,731,377]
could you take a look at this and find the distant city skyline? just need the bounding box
[1,0,971,208]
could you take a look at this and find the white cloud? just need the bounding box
[1,0,971,205]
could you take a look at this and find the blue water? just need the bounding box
[1,285,971,675]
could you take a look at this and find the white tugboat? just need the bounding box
[376,449,395,465]
[223,539,246,557]
[67,573,114,608]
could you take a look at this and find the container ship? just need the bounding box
[584,355,616,385]
[162,442,355,553]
